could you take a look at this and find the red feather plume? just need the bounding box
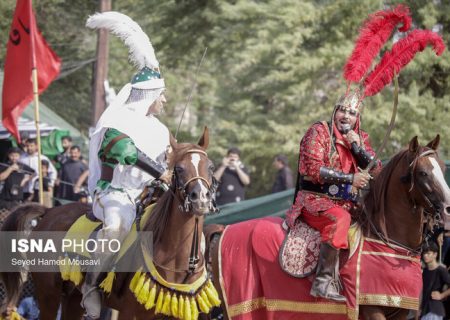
[364,29,445,97]
[343,4,411,84]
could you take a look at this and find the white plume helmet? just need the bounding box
[86,11,159,71]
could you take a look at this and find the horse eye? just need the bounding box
[175,166,184,174]
[419,171,428,177]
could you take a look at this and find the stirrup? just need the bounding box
[81,286,102,319]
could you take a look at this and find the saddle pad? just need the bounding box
[279,220,320,278]
[279,221,361,278]
[64,204,156,259]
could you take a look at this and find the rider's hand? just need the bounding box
[159,170,172,185]
[343,130,361,147]
[352,172,371,189]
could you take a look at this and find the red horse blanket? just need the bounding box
[219,217,421,320]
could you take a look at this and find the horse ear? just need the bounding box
[426,134,440,150]
[198,126,209,149]
[408,136,419,153]
[169,132,178,149]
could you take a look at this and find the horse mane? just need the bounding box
[143,142,205,245]
[361,148,410,237]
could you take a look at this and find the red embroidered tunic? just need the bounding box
[286,121,378,228]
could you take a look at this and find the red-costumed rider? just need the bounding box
[286,4,446,302]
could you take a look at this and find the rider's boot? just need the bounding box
[81,252,115,319]
[310,243,346,302]
[81,270,103,319]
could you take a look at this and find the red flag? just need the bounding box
[2,0,61,143]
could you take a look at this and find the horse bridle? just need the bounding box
[366,149,441,256]
[407,149,443,225]
[168,149,219,279]
[172,149,219,214]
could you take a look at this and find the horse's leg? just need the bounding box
[210,233,229,320]
[33,273,62,320]
[361,305,411,320]
[360,305,387,320]
[61,290,84,320]
[389,308,409,320]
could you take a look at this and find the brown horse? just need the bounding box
[0,127,218,320]
[208,135,450,320]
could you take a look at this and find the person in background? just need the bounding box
[0,147,34,209]
[30,159,53,207]
[3,296,40,320]
[271,154,294,193]
[57,145,89,201]
[214,147,250,205]
[20,138,57,200]
[420,242,450,320]
[56,135,73,167]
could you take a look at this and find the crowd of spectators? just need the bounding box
[0,135,89,209]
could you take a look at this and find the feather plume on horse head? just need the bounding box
[344,4,412,84]
[86,11,159,71]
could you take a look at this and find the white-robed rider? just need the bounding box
[82,12,171,319]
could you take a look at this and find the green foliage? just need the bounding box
[1,0,449,198]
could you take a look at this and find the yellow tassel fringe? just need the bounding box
[129,271,222,320]
[137,279,150,304]
[129,268,142,291]
[190,297,199,320]
[179,294,185,319]
[155,289,164,314]
[0,310,21,320]
[145,284,157,310]
[184,296,191,320]
[59,255,70,280]
[99,270,116,294]
[59,255,84,285]
[161,290,171,316]
[171,293,179,317]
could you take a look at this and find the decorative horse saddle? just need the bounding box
[279,220,361,278]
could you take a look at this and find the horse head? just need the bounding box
[169,127,218,215]
[404,135,450,229]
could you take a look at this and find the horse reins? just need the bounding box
[366,149,439,256]
[153,149,215,282]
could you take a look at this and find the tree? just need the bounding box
[1,0,448,198]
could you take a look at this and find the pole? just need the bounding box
[29,0,44,205]
[91,0,111,126]
[31,68,44,205]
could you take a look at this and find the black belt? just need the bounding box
[100,164,115,182]
[299,178,358,202]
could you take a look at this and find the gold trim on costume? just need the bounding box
[228,298,347,317]
[355,235,365,319]
[347,308,357,320]
[361,251,420,263]
[359,294,419,310]
[364,238,420,256]
[218,226,231,316]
